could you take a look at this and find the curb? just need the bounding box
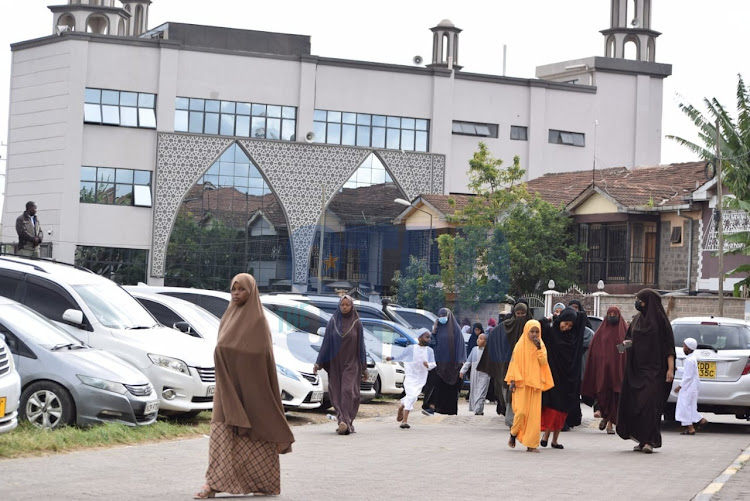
[692,446,750,501]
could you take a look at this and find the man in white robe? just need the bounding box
[387,331,436,429]
[460,334,491,415]
[675,337,708,434]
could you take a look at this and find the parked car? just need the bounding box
[391,306,438,332]
[265,293,413,328]
[127,289,323,411]
[359,318,416,395]
[665,316,750,420]
[0,331,21,434]
[0,257,216,416]
[0,297,159,428]
[588,315,603,333]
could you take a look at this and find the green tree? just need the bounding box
[391,255,444,312]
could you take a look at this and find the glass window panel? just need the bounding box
[84,88,101,103]
[175,97,189,110]
[415,119,428,131]
[101,90,119,105]
[220,114,235,136]
[573,133,585,146]
[313,121,326,143]
[204,174,219,186]
[133,171,151,185]
[97,182,114,204]
[357,114,371,125]
[116,169,134,183]
[372,127,386,148]
[387,116,400,128]
[189,98,205,111]
[372,166,386,184]
[327,111,341,122]
[220,101,235,114]
[139,108,156,128]
[266,118,281,140]
[205,100,220,113]
[101,105,120,125]
[475,124,492,136]
[252,104,266,116]
[461,123,476,134]
[233,162,250,178]
[415,131,428,152]
[401,129,415,150]
[81,167,97,181]
[281,119,295,141]
[97,168,116,183]
[218,175,233,186]
[219,161,235,177]
[115,184,134,205]
[452,122,463,134]
[249,177,265,189]
[233,145,248,163]
[220,145,235,162]
[386,128,400,149]
[401,118,415,129]
[313,109,327,121]
[84,104,102,123]
[341,124,356,145]
[138,93,155,108]
[282,106,296,119]
[174,110,188,131]
[248,165,262,178]
[189,111,204,133]
[342,112,356,124]
[356,125,370,147]
[251,117,266,138]
[356,167,371,184]
[133,185,152,207]
[204,113,219,134]
[120,106,138,127]
[234,176,249,188]
[80,181,97,202]
[326,123,341,144]
[120,92,138,106]
[237,102,251,115]
[372,115,386,127]
[267,105,281,118]
[236,115,250,137]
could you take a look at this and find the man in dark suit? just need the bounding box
[15,201,43,257]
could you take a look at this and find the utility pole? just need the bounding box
[716,119,725,316]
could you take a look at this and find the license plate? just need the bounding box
[144,401,159,415]
[311,391,323,402]
[0,397,5,418]
[698,361,716,379]
[207,386,215,396]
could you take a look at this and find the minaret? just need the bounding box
[48,0,145,37]
[601,0,660,62]
[427,19,462,71]
[119,0,152,36]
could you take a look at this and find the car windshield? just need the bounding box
[174,301,219,335]
[395,310,435,331]
[673,323,750,350]
[73,284,157,330]
[264,308,299,335]
[1,304,84,349]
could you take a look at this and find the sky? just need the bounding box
[1,0,749,213]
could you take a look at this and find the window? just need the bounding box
[75,246,149,285]
[23,277,79,324]
[452,121,498,138]
[84,88,156,128]
[510,126,528,141]
[80,167,152,207]
[175,97,296,141]
[548,129,585,147]
[670,226,683,245]
[163,293,229,318]
[138,298,183,329]
[314,109,429,152]
[0,270,23,301]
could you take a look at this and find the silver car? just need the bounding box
[0,297,159,429]
[667,316,750,420]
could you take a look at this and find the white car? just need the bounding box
[0,334,21,434]
[0,257,216,416]
[127,287,323,410]
[391,306,438,332]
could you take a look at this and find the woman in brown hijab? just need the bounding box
[314,295,367,435]
[195,274,294,499]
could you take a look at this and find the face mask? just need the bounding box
[607,316,619,325]
[438,317,448,325]
[634,300,645,312]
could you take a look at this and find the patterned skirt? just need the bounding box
[205,422,281,495]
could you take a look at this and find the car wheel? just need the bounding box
[374,376,381,396]
[20,381,75,430]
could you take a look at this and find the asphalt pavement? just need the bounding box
[1,403,749,501]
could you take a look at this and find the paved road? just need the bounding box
[1,404,749,501]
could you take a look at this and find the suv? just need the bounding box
[0,333,21,434]
[666,316,750,420]
[0,257,215,416]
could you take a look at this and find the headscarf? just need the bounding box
[568,300,593,329]
[488,318,497,328]
[552,302,566,316]
[316,295,366,373]
[212,273,294,453]
[503,300,533,349]
[581,306,627,403]
[542,307,586,423]
[504,320,554,391]
[433,307,467,385]
[467,322,484,356]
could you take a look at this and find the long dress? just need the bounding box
[476,323,513,414]
[462,346,491,414]
[427,308,467,415]
[392,344,436,411]
[675,352,702,426]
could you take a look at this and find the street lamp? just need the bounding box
[394,197,433,272]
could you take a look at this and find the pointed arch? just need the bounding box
[86,14,109,34]
[647,36,655,62]
[57,13,76,32]
[623,35,640,60]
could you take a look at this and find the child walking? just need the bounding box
[460,333,491,415]
[675,337,708,435]
[387,330,436,429]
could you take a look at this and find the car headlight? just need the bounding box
[77,375,128,395]
[148,354,190,375]
[276,364,300,381]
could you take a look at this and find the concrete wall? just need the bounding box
[658,213,700,291]
[600,294,748,322]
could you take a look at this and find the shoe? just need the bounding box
[508,433,517,449]
[397,405,404,422]
[633,444,644,452]
[680,430,696,435]
[551,443,564,449]
[399,423,411,429]
[194,486,217,499]
[540,440,548,447]
[599,419,607,431]
[607,428,616,435]
[642,444,654,454]
[421,408,434,416]
[475,412,484,416]
[336,422,349,435]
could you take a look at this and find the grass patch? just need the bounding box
[0,412,212,460]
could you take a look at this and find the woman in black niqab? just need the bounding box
[422,307,467,415]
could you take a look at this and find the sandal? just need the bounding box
[526,447,539,453]
[397,405,404,422]
[680,430,696,435]
[694,419,707,431]
[642,444,654,454]
[336,422,349,435]
[633,444,644,452]
[508,433,517,449]
[607,428,616,435]
[399,423,410,429]
[599,419,607,431]
[194,485,217,499]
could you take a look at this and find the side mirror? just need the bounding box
[173,321,192,334]
[394,337,409,347]
[317,327,326,336]
[62,309,85,327]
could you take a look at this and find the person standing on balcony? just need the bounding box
[15,201,43,257]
